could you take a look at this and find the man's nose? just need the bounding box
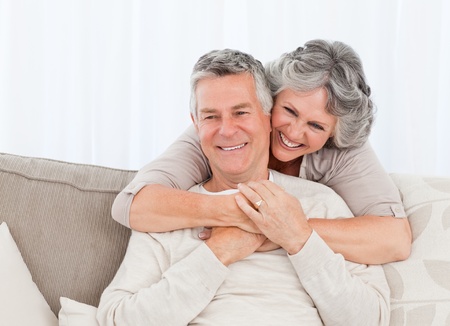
[219,117,238,136]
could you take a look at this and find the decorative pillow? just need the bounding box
[0,222,58,326]
[58,297,99,326]
[385,174,450,325]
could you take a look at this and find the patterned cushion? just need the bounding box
[385,174,450,325]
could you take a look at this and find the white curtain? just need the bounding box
[1,0,449,176]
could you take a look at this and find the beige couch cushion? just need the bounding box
[386,174,450,325]
[0,222,58,325]
[0,153,136,314]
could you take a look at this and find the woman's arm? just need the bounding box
[129,184,259,233]
[313,143,412,264]
[236,172,411,265]
[112,125,264,234]
[111,125,255,232]
[308,215,411,264]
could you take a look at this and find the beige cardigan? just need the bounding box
[98,171,390,325]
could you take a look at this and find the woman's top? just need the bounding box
[112,125,406,228]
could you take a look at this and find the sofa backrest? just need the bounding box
[0,153,136,314]
[386,173,450,324]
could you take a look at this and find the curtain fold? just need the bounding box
[1,0,449,175]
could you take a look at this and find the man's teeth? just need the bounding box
[222,143,245,151]
[280,132,301,148]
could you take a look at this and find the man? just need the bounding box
[97,49,390,325]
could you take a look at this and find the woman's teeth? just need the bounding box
[280,132,301,148]
[222,143,246,151]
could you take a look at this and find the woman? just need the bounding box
[113,39,411,264]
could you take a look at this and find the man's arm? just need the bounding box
[205,226,266,266]
[97,231,229,326]
[235,178,390,325]
[290,231,390,326]
[97,227,265,325]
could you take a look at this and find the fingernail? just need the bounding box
[198,232,206,239]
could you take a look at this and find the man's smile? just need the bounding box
[219,143,247,151]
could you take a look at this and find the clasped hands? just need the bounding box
[203,180,313,265]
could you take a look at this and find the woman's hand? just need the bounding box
[235,180,313,255]
[221,193,262,233]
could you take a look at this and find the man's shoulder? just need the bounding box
[270,170,353,218]
[271,170,335,195]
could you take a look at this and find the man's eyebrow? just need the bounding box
[199,103,253,114]
[198,108,217,114]
[232,103,252,110]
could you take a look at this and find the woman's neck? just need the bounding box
[268,153,302,177]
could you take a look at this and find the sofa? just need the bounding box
[1,152,449,325]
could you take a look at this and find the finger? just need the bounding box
[237,183,265,210]
[235,194,264,223]
[198,227,212,240]
[244,181,276,206]
[258,180,286,197]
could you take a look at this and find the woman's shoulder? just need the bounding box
[312,141,375,161]
[303,142,380,182]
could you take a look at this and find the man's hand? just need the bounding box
[205,227,266,266]
[256,239,281,252]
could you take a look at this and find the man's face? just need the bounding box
[193,73,271,187]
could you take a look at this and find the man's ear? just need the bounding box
[190,113,199,132]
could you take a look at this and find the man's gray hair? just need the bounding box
[190,49,273,121]
[265,39,374,149]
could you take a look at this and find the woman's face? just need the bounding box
[270,88,337,162]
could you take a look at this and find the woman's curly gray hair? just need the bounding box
[265,39,375,149]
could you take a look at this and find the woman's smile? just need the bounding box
[279,131,304,149]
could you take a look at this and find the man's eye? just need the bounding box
[204,115,216,120]
[236,111,249,116]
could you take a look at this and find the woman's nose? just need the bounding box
[289,120,305,138]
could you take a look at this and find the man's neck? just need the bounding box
[203,169,270,192]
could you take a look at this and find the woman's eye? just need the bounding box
[283,106,297,116]
[310,122,324,131]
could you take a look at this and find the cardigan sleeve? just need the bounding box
[288,231,390,326]
[97,231,229,326]
[111,125,210,227]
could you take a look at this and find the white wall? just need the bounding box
[1,0,449,175]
